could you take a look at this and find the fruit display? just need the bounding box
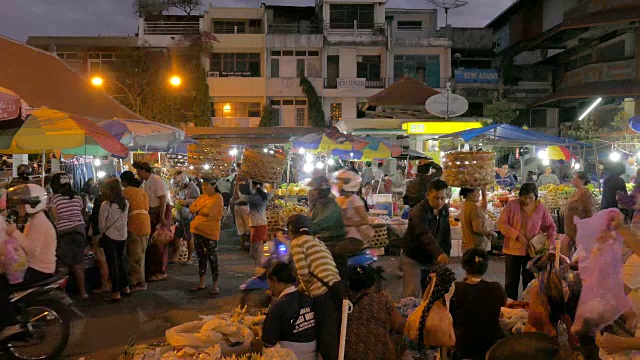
[538,184,576,211]
[275,183,308,197]
[442,151,496,187]
[266,199,309,229]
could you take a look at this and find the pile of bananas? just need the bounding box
[275,183,308,197]
[538,184,576,196]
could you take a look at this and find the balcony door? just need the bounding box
[326,55,339,88]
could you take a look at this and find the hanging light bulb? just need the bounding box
[298,147,306,154]
[189,165,194,170]
[305,153,313,163]
[203,164,210,170]
[229,148,238,156]
[316,162,324,169]
[328,158,335,166]
[303,163,314,173]
[263,148,268,153]
[610,152,621,161]
[542,158,550,166]
[573,163,581,170]
[93,158,101,167]
[537,150,548,159]
[97,171,106,179]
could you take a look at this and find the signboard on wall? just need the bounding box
[337,78,365,91]
[454,69,500,84]
[402,121,483,135]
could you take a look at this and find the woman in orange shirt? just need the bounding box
[189,178,224,295]
[120,171,151,292]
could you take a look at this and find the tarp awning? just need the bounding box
[437,124,589,146]
[0,35,141,120]
[530,80,640,107]
[367,76,440,107]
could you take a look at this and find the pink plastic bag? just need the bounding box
[571,209,632,335]
[0,235,27,284]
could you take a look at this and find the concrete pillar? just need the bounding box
[546,108,559,129]
[625,30,636,58]
[12,154,28,178]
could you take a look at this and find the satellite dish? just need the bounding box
[425,90,469,118]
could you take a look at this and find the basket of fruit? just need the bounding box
[367,223,389,249]
[241,148,287,183]
[442,151,496,188]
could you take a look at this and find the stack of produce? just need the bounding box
[240,148,287,183]
[275,183,308,197]
[187,144,234,178]
[538,184,575,211]
[266,199,309,229]
[442,151,496,188]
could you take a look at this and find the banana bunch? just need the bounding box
[276,183,308,197]
[538,184,576,196]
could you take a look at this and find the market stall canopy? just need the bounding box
[0,87,29,121]
[366,76,440,107]
[99,119,185,152]
[629,115,640,134]
[546,146,576,160]
[187,126,323,146]
[0,35,141,120]
[0,107,129,157]
[291,128,370,152]
[437,124,589,146]
[392,149,431,161]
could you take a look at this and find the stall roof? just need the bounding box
[0,35,141,120]
[186,126,324,145]
[438,123,590,146]
[366,76,440,107]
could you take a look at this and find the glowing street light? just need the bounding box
[169,75,182,87]
[91,76,104,86]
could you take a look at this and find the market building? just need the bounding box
[487,0,640,134]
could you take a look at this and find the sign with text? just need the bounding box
[402,121,483,135]
[454,69,500,84]
[337,78,365,91]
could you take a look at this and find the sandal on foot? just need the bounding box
[189,286,206,292]
[210,288,220,296]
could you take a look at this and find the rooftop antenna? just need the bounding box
[427,0,468,26]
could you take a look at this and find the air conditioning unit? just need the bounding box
[208,71,220,77]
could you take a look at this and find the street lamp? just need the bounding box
[91,76,104,86]
[169,75,182,87]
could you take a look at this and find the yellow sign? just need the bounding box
[402,121,483,135]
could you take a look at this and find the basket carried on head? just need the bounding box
[442,151,496,188]
[241,148,287,183]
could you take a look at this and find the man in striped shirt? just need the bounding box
[287,214,341,360]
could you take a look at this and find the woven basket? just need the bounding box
[367,224,389,249]
[442,151,496,188]
[187,144,234,178]
[241,148,287,183]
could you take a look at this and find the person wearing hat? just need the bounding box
[307,176,345,244]
[287,214,341,360]
[188,178,224,295]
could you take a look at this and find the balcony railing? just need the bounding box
[324,22,386,34]
[268,23,323,34]
[143,21,200,35]
[211,25,263,34]
[324,78,385,89]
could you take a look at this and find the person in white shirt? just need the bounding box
[98,178,130,302]
[134,161,169,281]
[0,184,57,340]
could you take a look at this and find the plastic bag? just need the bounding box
[0,234,27,284]
[261,347,298,360]
[404,300,455,347]
[571,209,632,336]
[152,226,174,246]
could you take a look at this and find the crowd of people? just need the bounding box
[3,155,640,359]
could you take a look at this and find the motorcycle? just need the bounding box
[1,274,83,360]
[239,237,378,312]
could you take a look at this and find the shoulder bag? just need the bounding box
[98,204,125,248]
[309,270,347,307]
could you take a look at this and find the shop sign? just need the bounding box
[337,78,365,91]
[402,121,483,135]
[454,69,500,84]
[0,98,19,121]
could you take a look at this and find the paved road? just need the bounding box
[64,226,506,359]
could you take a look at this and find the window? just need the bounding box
[330,103,342,124]
[329,4,374,29]
[213,21,245,34]
[599,40,626,63]
[270,100,281,106]
[356,55,381,81]
[295,100,306,106]
[296,108,306,126]
[248,103,261,117]
[282,50,294,56]
[308,51,319,56]
[393,54,440,88]
[271,50,281,56]
[296,59,306,77]
[282,100,294,105]
[295,51,306,56]
[213,102,261,117]
[57,52,78,60]
[271,58,280,77]
[249,19,262,28]
[210,53,261,77]
[397,21,422,31]
[88,52,116,75]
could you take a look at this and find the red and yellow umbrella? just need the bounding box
[546,146,575,160]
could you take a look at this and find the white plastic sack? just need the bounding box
[261,347,298,360]
[166,320,216,349]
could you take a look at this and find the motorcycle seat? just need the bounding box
[10,273,63,293]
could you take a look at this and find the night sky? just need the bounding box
[0,0,516,41]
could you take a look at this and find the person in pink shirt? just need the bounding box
[498,183,556,300]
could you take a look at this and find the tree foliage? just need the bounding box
[300,76,327,128]
[133,0,203,17]
[565,118,605,142]
[259,105,275,127]
[485,92,519,124]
